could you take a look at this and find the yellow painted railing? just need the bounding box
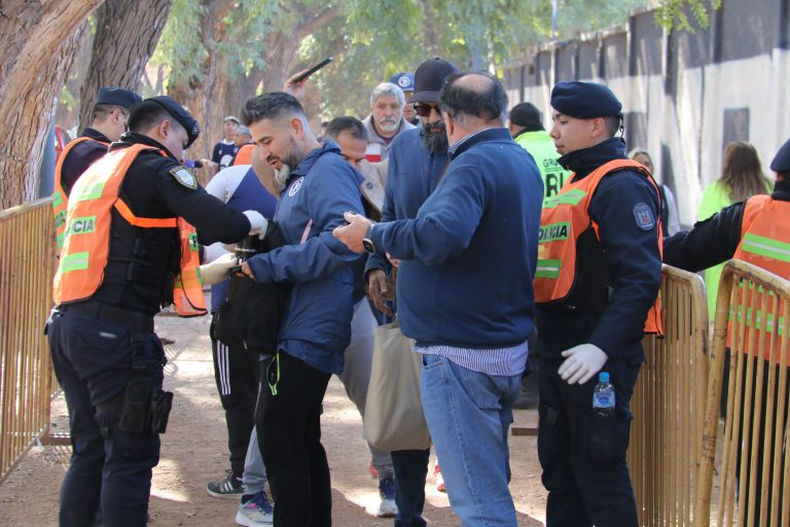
[696,260,790,527]
[0,197,57,482]
[629,264,710,526]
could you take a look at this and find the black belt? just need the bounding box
[60,301,154,333]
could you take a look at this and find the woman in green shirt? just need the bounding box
[698,141,773,316]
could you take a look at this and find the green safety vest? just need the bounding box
[514,130,571,202]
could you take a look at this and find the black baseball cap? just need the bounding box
[770,137,790,173]
[410,58,458,104]
[96,86,142,109]
[145,96,200,148]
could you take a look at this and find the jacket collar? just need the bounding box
[285,140,343,186]
[112,132,178,160]
[81,127,112,143]
[449,127,512,159]
[557,137,627,179]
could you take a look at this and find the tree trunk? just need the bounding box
[0,0,102,209]
[78,0,172,129]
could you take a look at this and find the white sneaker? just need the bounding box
[236,491,274,526]
[377,476,398,517]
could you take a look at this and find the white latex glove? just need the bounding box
[243,210,268,237]
[198,253,238,285]
[558,343,608,385]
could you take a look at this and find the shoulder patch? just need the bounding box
[169,166,197,189]
[632,202,656,231]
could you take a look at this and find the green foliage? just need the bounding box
[150,0,207,86]
[655,0,722,32]
[59,86,78,112]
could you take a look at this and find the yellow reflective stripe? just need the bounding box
[741,232,790,263]
[543,189,586,209]
[60,251,90,273]
[535,259,561,278]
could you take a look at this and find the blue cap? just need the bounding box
[550,81,622,119]
[145,96,200,148]
[599,372,610,383]
[390,72,415,93]
[770,138,790,173]
[96,86,142,109]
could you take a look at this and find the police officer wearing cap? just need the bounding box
[46,95,267,527]
[534,81,662,527]
[53,87,142,251]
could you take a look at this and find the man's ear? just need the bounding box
[443,112,455,138]
[290,117,305,139]
[591,117,606,139]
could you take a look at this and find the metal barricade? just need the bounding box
[695,260,790,527]
[0,197,57,482]
[629,264,709,527]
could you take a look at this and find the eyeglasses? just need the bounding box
[413,103,440,118]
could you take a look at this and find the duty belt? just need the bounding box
[60,301,154,332]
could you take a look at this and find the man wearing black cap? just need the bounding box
[534,81,662,527]
[663,137,789,527]
[53,87,142,250]
[364,56,457,527]
[46,95,267,527]
[509,102,570,201]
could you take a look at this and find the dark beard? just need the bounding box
[421,121,448,153]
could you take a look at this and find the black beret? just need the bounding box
[146,95,200,148]
[550,81,622,119]
[96,86,142,109]
[770,137,790,173]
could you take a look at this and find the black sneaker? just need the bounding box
[206,470,244,498]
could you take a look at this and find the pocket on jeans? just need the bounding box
[587,407,632,462]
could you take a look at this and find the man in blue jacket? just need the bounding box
[239,92,364,527]
[336,72,543,527]
[364,57,457,527]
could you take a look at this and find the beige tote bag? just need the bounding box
[363,320,432,451]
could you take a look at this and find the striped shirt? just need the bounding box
[413,340,529,376]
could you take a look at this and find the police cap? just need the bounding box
[146,95,200,148]
[770,137,790,174]
[550,81,622,119]
[96,86,142,109]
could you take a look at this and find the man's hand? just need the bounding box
[367,269,393,316]
[558,343,608,385]
[283,71,309,101]
[332,212,373,253]
[240,261,255,280]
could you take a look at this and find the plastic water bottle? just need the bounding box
[592,372,615,416]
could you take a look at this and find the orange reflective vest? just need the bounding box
[729,195,790,359]
[53,136,110,252]
[233,144,254,166]
[53,143,207,317]
[534,159,663,335]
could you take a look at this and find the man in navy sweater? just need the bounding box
[336,72,543,527]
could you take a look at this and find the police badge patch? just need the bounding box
[169,166,197,189]
[632,202,655,231]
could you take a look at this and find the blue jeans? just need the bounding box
[391,448,430,526]
[420,354,520,527]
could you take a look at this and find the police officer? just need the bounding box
[53,87,142,251]
[508,101,570,201]
[46,95,267,527]
[663,138,790,527]
[534,81,662,527]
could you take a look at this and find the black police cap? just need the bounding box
[96,86,142,109]
[550,81,622,119]
[770,137,790,174]
[410,58,458,104]
[146,95,200,148]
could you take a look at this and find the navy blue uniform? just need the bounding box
[47,132,250,527]
[60,127,112,196]
[536,138,662,527]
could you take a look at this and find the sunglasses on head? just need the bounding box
[413,103,440,117]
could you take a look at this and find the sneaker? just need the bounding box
[236,491,274,526]
[434,464,446,493]
[207,470,244,498]
[377,476,398,517]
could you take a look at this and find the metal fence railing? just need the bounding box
[628,265,710,527]
[695,260,790,527]
[0,197,57,482]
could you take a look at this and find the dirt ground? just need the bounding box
[0,313,547,526]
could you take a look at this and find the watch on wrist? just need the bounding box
[362,223,376,254]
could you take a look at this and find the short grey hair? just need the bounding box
[370,82,405,107]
